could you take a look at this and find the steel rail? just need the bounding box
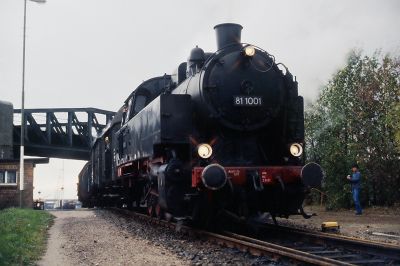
[259,223,400,260]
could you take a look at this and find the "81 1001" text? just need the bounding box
[233,96,263,106]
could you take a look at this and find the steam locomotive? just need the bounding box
[78,23,323,227]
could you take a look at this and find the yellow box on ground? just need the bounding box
[321,221,340,232]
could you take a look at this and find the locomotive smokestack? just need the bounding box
[214,23,243,50]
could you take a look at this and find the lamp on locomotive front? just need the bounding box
[244,45,256,57]
[197,143,213,159]
[290,143,303,157]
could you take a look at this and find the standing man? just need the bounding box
[347,164,362,215]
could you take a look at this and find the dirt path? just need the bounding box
[38,211,78,266]
[38,210,187,266]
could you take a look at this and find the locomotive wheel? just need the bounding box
[147,206,154,217]
[147,193,164,219]
[147,194,157,217]
[155,203,164,220]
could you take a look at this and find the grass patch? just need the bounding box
[0,208,54,265]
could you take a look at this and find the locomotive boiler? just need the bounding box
[78,23,323,227]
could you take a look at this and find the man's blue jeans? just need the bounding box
[352,187,362,214]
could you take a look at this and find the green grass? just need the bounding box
[0,208,54,266]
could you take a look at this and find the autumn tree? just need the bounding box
[305,50,400,209]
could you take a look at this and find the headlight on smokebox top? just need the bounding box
[290,143,303,157]
[197,143,213,159]
[244,46,256,57]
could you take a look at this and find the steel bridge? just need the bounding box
[13,108,115,160]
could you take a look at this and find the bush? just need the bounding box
[305,50,400,208]
[0,208,53,265]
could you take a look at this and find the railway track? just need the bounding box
[254,223,400,265]
[109,208,400,265]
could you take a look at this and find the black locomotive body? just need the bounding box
[78,24,322,226]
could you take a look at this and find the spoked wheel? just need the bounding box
[147,194,156,217]
[147,193,164,219]
[155,202,164,220]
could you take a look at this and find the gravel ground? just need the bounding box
[38,209,279,265]
[38,210,185,266]
[38,206,399,265]
[274,205,400,245]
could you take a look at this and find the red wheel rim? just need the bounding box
[155,204,162,219]
[148,205,154,217]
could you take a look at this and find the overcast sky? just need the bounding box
[0,0,399,199]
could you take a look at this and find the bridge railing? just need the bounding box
[13,108,115,160]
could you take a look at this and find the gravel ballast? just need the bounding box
[39,206,399,265]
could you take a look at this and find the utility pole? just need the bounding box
[19,0,46,208]
[19,0,28,208]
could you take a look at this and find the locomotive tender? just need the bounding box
[78,23,323,226]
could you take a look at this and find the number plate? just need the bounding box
[233,96,263,106]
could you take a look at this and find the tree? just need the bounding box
[305,50,400,209]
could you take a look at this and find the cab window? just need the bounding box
[134,95,147,113]
[124,98,133,123]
